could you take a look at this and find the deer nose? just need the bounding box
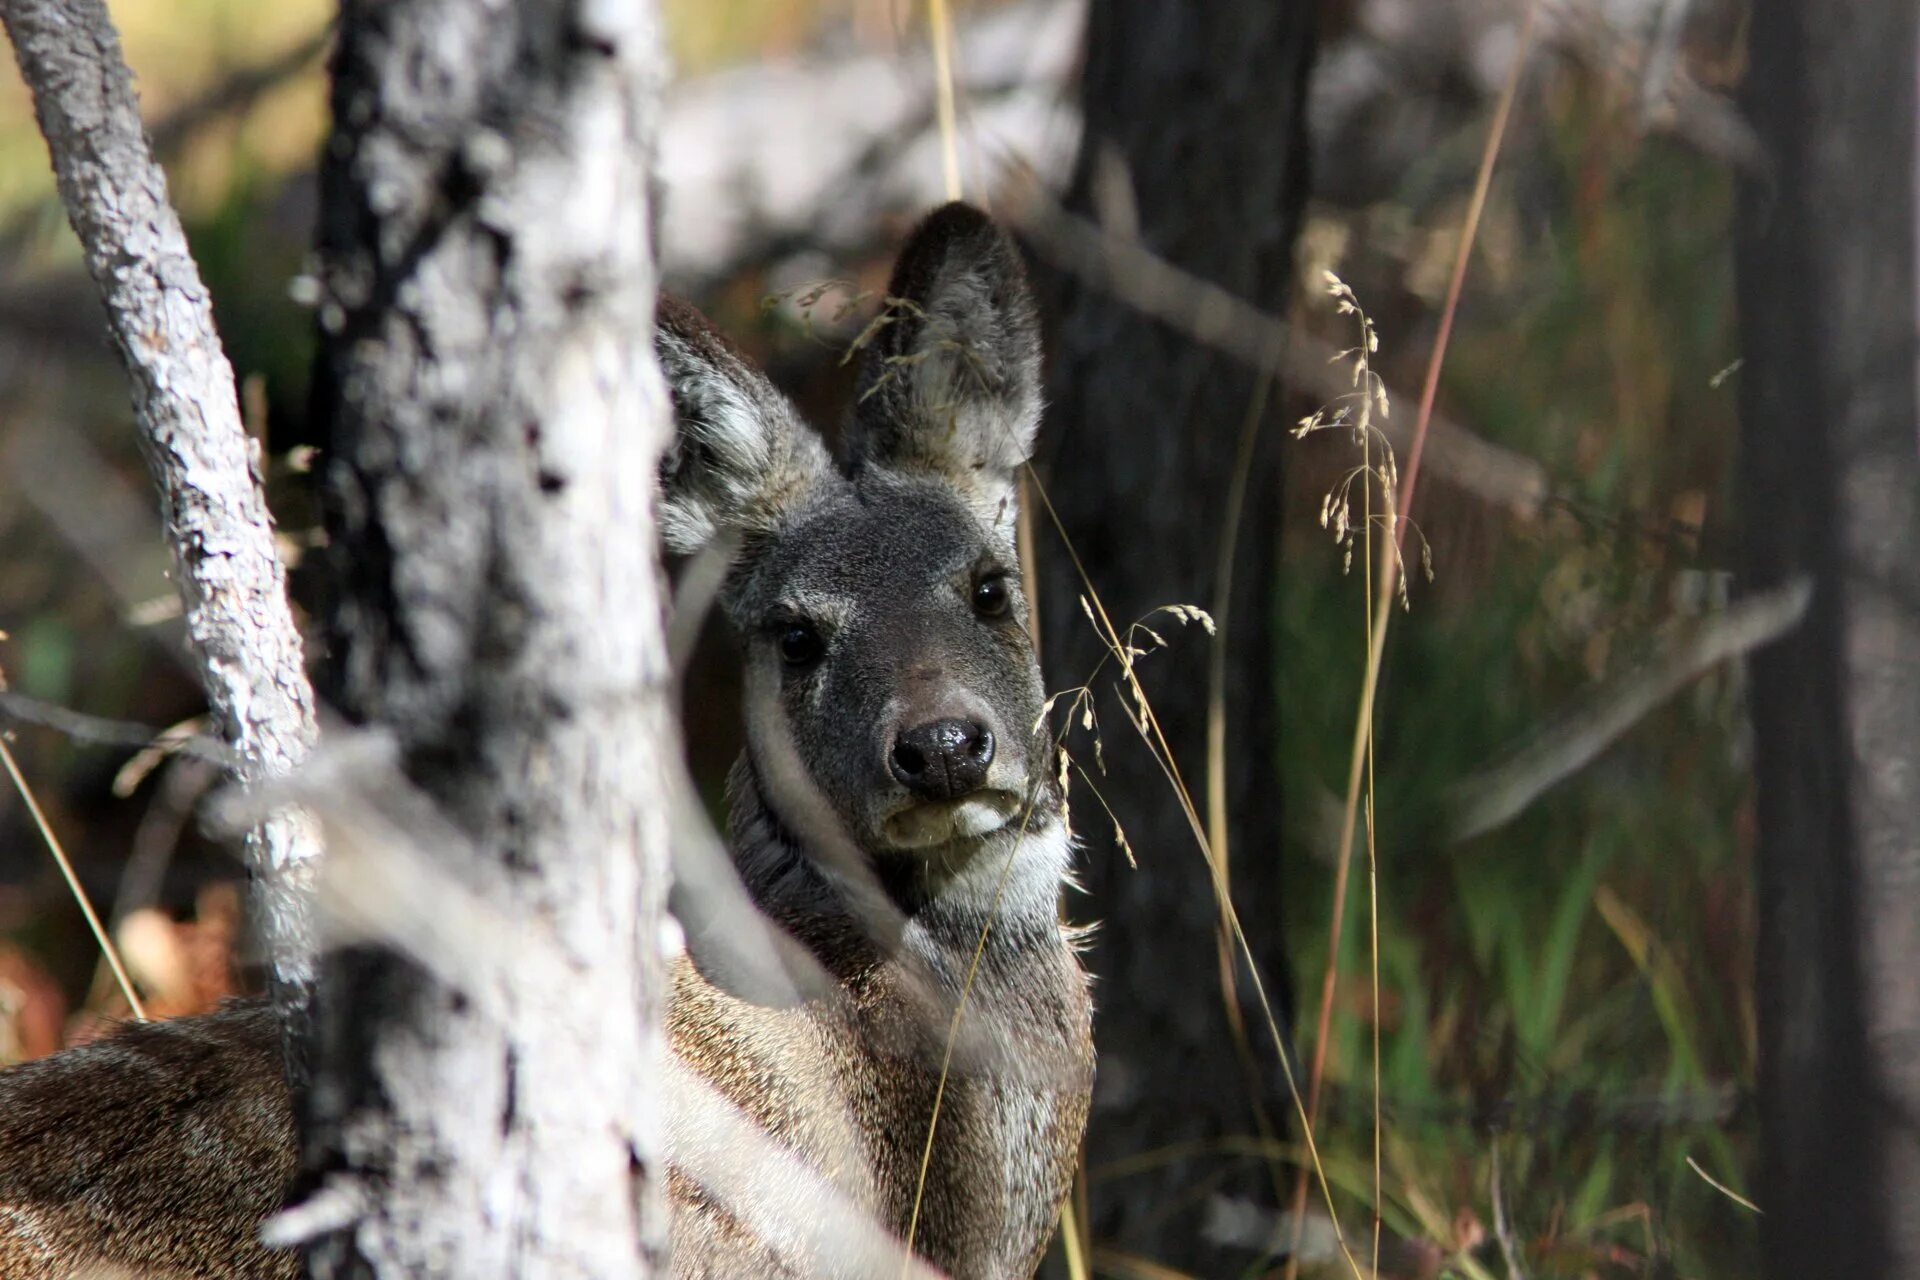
[890,718,994,800]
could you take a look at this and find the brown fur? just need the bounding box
[0,951,1088,1279]
[668,913,1091,1278]
[0,1002,298,1280]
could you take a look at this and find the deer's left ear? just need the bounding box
[847,202,1041,529]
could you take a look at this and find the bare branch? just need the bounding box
[2,0,322,997]
[0,688,231,765]
[1446,578,1812,842]
[0,21,332,265]
[658,0,1082,286]
[1285,330,1550,520]
[1008,185,1552,520]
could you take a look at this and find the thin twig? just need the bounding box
[0,738,147,1021]
[1685,1155,1762,1214]
[1490,1142,1530,1280]
[0,689,232,766]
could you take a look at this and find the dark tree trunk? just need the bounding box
[1034,1,1315,1269]
[300,1,672,1274]
[1736,5,1920,1277]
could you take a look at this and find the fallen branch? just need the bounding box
[1445,577,1811,842]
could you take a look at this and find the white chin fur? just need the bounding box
[881,797,1012,849]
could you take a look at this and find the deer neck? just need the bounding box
[666,753,1091,1279]
[721,750,1074,976]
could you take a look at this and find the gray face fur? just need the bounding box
[657,203,1056,881]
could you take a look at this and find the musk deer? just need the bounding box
[0,202,1093,1279]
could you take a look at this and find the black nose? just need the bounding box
[890,718,994,800]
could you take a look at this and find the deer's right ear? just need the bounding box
[654,297,831,554]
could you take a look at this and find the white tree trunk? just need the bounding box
[297,0,673,1274]
[1,0,323,1011]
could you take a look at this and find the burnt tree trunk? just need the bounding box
[1736,4,1920,1278]
[300,0,673,1274]
[1034,1,1316,1269]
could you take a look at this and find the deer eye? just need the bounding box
[972,573,1012,619]
[777,621,825,667]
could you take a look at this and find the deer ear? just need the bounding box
[848,203,1041,528]
[655,297,831,554]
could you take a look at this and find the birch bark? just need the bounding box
[298,0,673,1273]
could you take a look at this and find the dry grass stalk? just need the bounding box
[1285,3,1540,1273]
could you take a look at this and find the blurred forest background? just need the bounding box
[0,1,1773,1276]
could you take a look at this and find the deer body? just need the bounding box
[0,1003,295,1280]
[0,203,1091,1278]
[671,786,1088,1279]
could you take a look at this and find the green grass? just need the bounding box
[1271,58,1755,1277]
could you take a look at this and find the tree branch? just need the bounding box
[1445,577,1813,843]
[1011,185,1553,520]
[1,0,322,1001]
[0,21,332,266]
